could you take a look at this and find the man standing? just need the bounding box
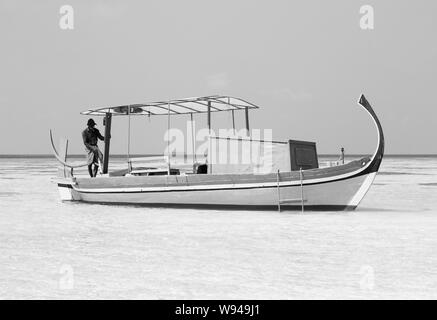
[82,118,105,177]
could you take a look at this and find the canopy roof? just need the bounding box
[80,95,260,116]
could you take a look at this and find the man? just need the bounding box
[82,118,105,177]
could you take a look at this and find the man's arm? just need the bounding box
[96,129,105,141]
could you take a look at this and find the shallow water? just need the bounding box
[0,156,436,299]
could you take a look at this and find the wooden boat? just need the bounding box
[51,94,384,211]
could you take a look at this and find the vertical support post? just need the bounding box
[231,110,236,135]
[127,105,131,172]
[245,106,250,136]
[341,147,345,165]
[190,113,196,172]
[103,112,112,174]
[228,97,235,135]
[207,101,212,134]
[64,139,69,178]
[167,101,171,175]
[276,169,281,212]
[287,140,293,171]
[300,168,304,213]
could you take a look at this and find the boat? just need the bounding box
[50,94,384,211]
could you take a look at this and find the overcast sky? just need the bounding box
[0,0,436,155]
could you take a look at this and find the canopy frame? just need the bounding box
[80,95,260,117]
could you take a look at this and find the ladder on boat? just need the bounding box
[276,169,305,213]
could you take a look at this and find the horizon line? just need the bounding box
[0,153,436,158]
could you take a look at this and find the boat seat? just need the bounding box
[128,168,180,176]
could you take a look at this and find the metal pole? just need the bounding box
[167,101,171,175]
[61,139,69,178]
[103,112,112,174]
[231,110,235,135]
[245,106,250,136]
[277,170,281,212]
[207,101,211,134]
[229,97,235,135]
[341,147,345,165]
[300,168,304,213]
[127,105,131,172]
[190,113,196,170]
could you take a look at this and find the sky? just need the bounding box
[0,0,436,155]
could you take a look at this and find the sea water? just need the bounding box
[0,156,436,299]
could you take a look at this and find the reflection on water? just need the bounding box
[0,156,436,299]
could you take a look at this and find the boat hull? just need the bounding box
[57,162,376,211]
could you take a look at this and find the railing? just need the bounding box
[127,154,208,175]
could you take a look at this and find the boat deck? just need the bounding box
[73,157,371,190]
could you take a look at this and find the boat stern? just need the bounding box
[55,179,77,201]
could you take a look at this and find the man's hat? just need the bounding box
[87,118,97,126]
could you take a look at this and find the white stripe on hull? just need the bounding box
[348,172,376,207]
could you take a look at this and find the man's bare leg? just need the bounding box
[88,164,94,178]
[93,163,99,177]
